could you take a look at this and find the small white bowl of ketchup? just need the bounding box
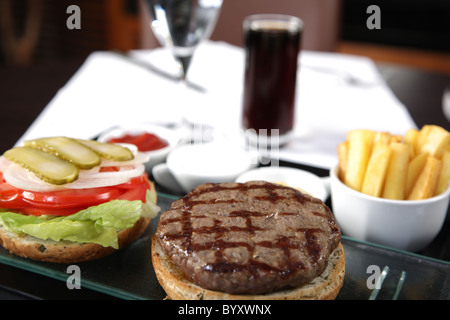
[98,124,182,171]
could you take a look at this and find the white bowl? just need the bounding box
[153,142,258,193]
[236,166,329,202]
[98,124,182,171]
[330,165,450,252]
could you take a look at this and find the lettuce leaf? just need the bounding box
[0,191,160,249]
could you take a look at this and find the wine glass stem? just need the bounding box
[178,56,192,81]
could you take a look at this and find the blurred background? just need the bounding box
[1,0,449,71]
[0,0,450,152]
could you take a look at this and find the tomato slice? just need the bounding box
[116,175,150,202]
[21,187,122,208]
[19,206,90,216]
[0,172,151,216]
[0,175,27,208]
[0,192,26,208]
[116,184,147,202]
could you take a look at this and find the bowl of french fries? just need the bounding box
[330,125,450,252]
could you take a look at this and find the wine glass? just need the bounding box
[145,0,223,81]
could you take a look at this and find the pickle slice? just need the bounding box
[25,137,101,169]
[77,139,134,161]
[4,146,79,185]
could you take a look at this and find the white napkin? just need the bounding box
[18,41,417,170]
[283,51,417,169]
[20,50,187,142]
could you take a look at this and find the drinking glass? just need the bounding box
[145,0,223,81]
[242,14,303,147]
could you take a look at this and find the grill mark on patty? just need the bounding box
[161,212,325,265]
[156,181,340,294]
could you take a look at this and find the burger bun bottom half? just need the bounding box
[151,236,345,300]
[0,216,151,264]
[0,182,157,264]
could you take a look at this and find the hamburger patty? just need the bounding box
[155,181,341,295]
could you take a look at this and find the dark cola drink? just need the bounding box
[242,15,302,145]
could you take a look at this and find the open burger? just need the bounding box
[151,181,345,300]
[0,136,159,263]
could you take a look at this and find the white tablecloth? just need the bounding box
[18,41,417,169]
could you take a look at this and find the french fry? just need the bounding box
[419,125,450,159]
[361,142,391,197]
[337,125,450,201]
[404,128,418,158]
[337,141,349,182]
[408,156,442,200]
[405,152,428,197]
[435,150,450,195]
[345,129,374,191]
[374,131,391,145]
[415,125,432,155]
[390,134,403,144]
[382,143,410,200]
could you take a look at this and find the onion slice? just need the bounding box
[3,162,65,192]
[100,152,150,167]
[1,154,147,192]
[68,164,145,189]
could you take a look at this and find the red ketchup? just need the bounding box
[108,132,168,152]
